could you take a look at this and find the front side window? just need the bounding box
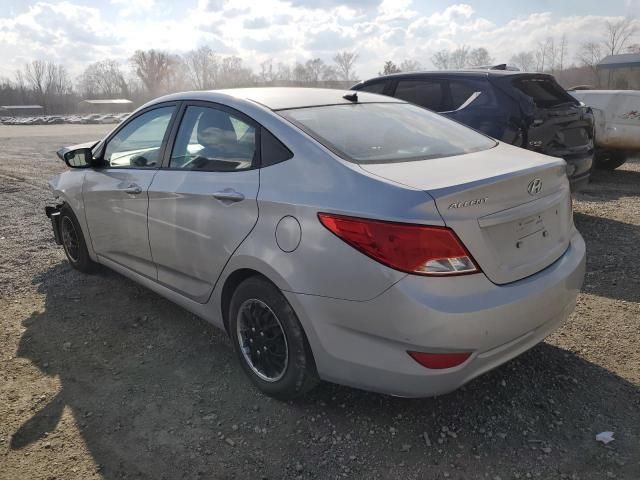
[358,82,387,94]
[394,80,446,111]
[170,106,256,171]
[279,102,496,164]
[103,106,174,168]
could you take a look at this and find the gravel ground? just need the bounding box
[0,125,638,480]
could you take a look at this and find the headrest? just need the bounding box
[197,110,236,147]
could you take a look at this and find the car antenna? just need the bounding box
[343,92,358,102]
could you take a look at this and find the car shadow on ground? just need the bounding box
[574,212,640,303]
[580,158,640,200]
[8,262,640,479]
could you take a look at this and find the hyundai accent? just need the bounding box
[46,88,586,399]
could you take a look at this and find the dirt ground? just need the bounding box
[0,124,638,480]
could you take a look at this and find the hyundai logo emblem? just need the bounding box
[527,178,542,195]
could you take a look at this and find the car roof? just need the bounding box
[150,87,403,111]
[355,69,547,85]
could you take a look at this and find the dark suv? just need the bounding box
[352,71,594,190]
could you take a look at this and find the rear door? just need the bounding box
[443,78,512,141]
[147,102,260,302]
[83,104,177,278]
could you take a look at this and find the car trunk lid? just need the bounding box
[359,143,573,284]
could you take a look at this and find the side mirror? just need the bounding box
[56,147,94,168]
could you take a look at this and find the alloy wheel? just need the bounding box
[236,298,289,382]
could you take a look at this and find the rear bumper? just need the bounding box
[285,230,586,397]
[564,151,593,192]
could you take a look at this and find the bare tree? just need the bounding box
[399,59,422,72]
[467,47,493,67]
[13,70,28,104]
[449,46,470,69]
[217,56,254,88]
[558,34,568,71]
[130,49,179,96]
[534,40,550,72]
[431,50,450,70]
[305,58,325,83]
[24,60,47,107]
[333,51,359,81]
[78,60,129,98]
[604,17,638,55]
[509,51,536,71]
[183,46,218,90]
[576,41,604,86]
[259,59,275,83]
[379,60,401,75]
[293,62,311,82]
[22,60,71,112]
[275,63,292,82]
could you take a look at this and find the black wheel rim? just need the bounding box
[236,299,289,382]
[61,216,80,263]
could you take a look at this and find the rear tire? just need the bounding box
[595,151,627,170]
[59,204,96,273]
[229,276,319,400]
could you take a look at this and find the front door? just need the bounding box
[148,103,260,302]
[83,105,176,278]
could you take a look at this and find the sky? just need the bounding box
[0,0,638,81]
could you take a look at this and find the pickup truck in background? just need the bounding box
[569,90,640,170]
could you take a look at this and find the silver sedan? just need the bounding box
[47,88,586,399]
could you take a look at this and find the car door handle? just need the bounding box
[212,190,245,203]
[122,184,142,195]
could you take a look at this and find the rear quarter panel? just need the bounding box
[214,127,444,302]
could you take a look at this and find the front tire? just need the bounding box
[59,205,96,273]
[595,151,627,170]
[229,276,319,400]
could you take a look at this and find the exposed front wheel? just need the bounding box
[59,205,97,273]
[229,276,319,400]
[595,151,627,170]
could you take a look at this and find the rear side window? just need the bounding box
[448,80,496,110]
[394,80,446,111]
[512,77,577,108]
[279,102,496,164]
[358,82,387,94]
[260,128,293,167]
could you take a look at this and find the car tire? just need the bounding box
[59,204,97,273]
[229,276,319,400]
[595,151,627,170]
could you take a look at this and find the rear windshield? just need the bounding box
[512,77,578,108]
[279,102,496,164]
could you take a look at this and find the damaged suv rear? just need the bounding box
[352,70,594,191]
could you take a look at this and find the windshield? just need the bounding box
[279,102,496,163]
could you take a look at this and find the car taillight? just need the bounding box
[318,213,480,276]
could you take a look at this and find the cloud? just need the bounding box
[110,0,155,17]
[286,0,381,9]
[243,17,269,29]
[0,0,637,85]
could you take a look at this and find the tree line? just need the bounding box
[0,17,636,114]
[0,49,361,114]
